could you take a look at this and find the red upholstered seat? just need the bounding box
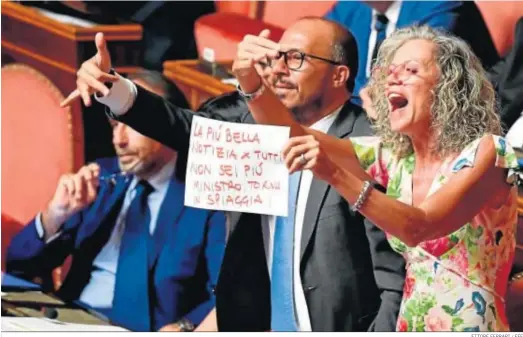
[1,63,83,288]
[260,0,336,29]
[195,13,284,62]
[1,213,23,272]
[194,1,336,62]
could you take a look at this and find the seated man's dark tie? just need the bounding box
[372,14,389,67]
[112,180,154,331]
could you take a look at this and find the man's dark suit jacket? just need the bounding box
[110,86,406,331]
[6,157,226,331]
[488,17,523,132]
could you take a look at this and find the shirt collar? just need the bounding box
[128,157,177,194]
[309,105,343,133]
[373,0,402,25]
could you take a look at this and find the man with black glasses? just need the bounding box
[62,17,406,332]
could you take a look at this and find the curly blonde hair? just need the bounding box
[367,25,501,158]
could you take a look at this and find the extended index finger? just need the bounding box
[60,89,80,108]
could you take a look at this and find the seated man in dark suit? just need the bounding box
[326,0,499,104]
[6,70,226,332]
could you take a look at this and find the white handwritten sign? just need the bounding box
[185,116,291,216]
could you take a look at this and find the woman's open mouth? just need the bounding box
[388,93,409,112]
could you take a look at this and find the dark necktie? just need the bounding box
[271,172,301,331]
[371,14,389,67]
[111,180,154,331]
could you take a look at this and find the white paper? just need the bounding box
[1,317,128,331]
[185,116,291,216]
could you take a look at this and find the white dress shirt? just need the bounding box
[365,1,402,77]
[36,158,176,309]
[94,75,137,114]
[261,108,341,331]
[506,112,523,149]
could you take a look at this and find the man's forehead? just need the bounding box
[279,30,329,53]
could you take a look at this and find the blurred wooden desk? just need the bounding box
[163,60,236,110]
[1,273,121,330]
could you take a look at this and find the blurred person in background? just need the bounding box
[326,0,499,105]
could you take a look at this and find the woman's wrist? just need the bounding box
[332,166,369,204]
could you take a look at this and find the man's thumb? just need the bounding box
[258,29,271,39]
[94,32,111,69]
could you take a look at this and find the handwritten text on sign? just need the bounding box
[185,116,290,216]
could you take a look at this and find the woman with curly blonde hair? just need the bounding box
[232,25,520,331]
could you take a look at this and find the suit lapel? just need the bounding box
[299,102,359,261]
[243,113,256,124]
[148,176,185,269]
[75,175,132,245]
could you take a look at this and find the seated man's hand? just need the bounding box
[159,318,195,332]
[159,323,183,332]
[41,163,101,237]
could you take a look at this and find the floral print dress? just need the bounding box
[351,135,520,332]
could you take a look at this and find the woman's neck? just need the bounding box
[410,132,441,168]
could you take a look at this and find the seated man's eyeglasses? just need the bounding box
[260,49,341,70]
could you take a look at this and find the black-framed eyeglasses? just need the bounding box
[260,49,341,70]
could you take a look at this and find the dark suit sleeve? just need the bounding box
[417,1,461,28]
[184,211,226,325]
[6,159,117,284]
[362,216,406,331]
[488,18,523,131]
[113,86,246,155]
[6,213,83,282]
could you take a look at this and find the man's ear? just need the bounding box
[332,65,350,89]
